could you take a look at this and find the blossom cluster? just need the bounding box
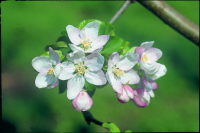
[32,21,167,112]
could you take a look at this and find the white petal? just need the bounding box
[68,44,84,53]
[106,69,122,94]
[140,61,158,74]
[77,91,90,111]
[124,85,134,99]
[66,51,85,64]
[146,48,162,63]
[139,91,150,105]
[66,25,82,45]
[49,47,60,65]
[116,87,130,103]
[47,77,58,89]
[90,47,103,53]
[59,61,75,80]
[67,74,85,100]
[84,53,104,71]
[121,69,140,84]
[80,28,98,42]
[116,53,138,71]
[140,41,154,52]
[108,52,120,68]
[147,90,155,97]
[32,57,52,73]
[152,63,167,80]
[87,35,110,52]
[85,70,107,85]
[54,63,62,77]
[35,72,54,88]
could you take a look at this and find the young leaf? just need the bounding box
[98,22,114,36]
[102,122,121,133]
[41,50,65,61]
[100,36,126,54]
[76,19,98,29]
[127,46,137,54]
[125,130,132,133]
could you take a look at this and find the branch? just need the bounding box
[137,1,199,46]
[82,111,103,126]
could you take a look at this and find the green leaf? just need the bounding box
[55,41,68,48]
[127,46,137,54]
[102,123,120,133]
[125,130,132,133]
[100,36,126,54]
[98,22,114,36]
[76,19,98,29]
[84,80,95,91]
[41,50,65,61]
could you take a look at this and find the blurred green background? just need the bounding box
[1,1,199,132]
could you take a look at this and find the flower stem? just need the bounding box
[137,1,199,46]
[82,111,103,126]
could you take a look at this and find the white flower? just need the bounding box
[32,47,62,89]
[72,90,93,112]
[66,21,110,53]
[135,41,167,80]
[106,52,140,94]
[58,51,107,100]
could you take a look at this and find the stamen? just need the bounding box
[47,68,54,75]
[113,68,124,77]
[141,53,148,63]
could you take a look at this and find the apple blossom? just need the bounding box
[106,52,140,94]
[132,88,150,108]
[72,90,93,112]
[66,21,110,53]
[58,51,107,100]
[116,85,134,103]
[32,47,62,89]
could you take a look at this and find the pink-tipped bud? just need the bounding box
[116,85,134,103]
[132,88,150,108]
[72,90,93,112]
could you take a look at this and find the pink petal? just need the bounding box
[124,85,134,99]
[135,47,145,61]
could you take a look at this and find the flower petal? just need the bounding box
[84,94,93,111]
[132,88,150,108]
[47,77,58,89]
[108,52,120,68]
[85,70,107,85]
[54,63,62,77]
[121,69,140,85]
[35,72,54,88]
[87,35,110,52]
[77,91,90,111]
[124,85,134,99]
[152,63,167,80]
[59,61,75,80]
[72,94,78,110]
[116,87,130,103]
[146,48,162,63]
[84,53,104,71]
[147,90,155,97]
[66,51,85,64]
[49,47,60,65]
[135,47,145,61]
[140,61,159,74]
[67,74,85,100]
[106,69,122,94]
[32,57,52,73]
[81,22,99,42]
[66,25,82,45]
[68,44,84,53]
[116,53,139,71]
[140,41,154,52]
[90,47,103,53]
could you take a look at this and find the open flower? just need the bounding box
[72,90,93,112]
[32,47,62,89]
[116,85,134,103]
[132,88,150,108]
[135,41,166,80]
[58,52,107,100]
[106,52,140,94]
[66,21,110,53]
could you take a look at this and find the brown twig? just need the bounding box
[137,1,199,46]
[82,111,103,126]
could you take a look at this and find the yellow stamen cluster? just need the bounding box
[47,68,54,75]
[141,53,148,63]
[75,63,87,75]
[114,68,124,77]
[80,36,91,48]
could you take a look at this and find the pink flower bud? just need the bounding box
[72,90,93,112]
[116,85,134,103]
[132,88,150,108]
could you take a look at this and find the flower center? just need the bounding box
[141,53,148,63]
[113,68,124,77]
[47,68,54,75]
[80,36,91,50]
[75,63,87,75]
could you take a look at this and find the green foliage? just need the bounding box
[125,130,132,133]
[84,79,95,91]
[102,122,121,133]
[41,50,65,61]
[127,46,137,54]
[76,19,98,29]
[100,36,126,54]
